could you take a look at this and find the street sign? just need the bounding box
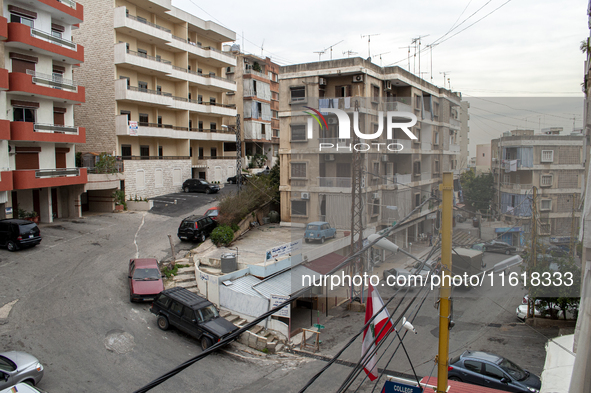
[270,294,290,318]
[381,380,423,393]
[128,121,138,136]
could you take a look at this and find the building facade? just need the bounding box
[226,52,279,170]
[279,58,464,245]
[0,0,88,222]
[491,129,584,240]
[73,0,237,199]
[475,143,491,173]
[459,101,470,171]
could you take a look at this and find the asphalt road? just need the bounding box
[149,184,236,217]
[0,200,559,393]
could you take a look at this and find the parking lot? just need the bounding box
[149,183,236,217]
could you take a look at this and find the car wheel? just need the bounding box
[305,239,309,243]
[201,336,213,350]
[205,188,211,194]
[184,186,190,193]
[321,237,325,244]
[448,376,462,382]
[505,249,511,255]
[129,292,135,302]
[200,233,206,243]
[7,241,18,252]
[157,315,169,331]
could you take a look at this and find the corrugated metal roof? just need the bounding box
[222,275,263,298]
[253,265,322,299]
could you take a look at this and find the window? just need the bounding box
[155,294,171,308]
[157,116,162,127]
[10,14,34,28]
[198,95,203,104]
[291,200,307,216]
[140,145,149,159]
[433,131,439,145]
[413,161,421,175]
[464,360,483,374]
[139,113,149,125]
[372,198,380,216]
[210,123,216,132]
[210,97,216,105]
[198,147,204,159]
[210,147,217,157]
[372,85,380,102]
[484,364,505,380]
[169,301,183,315]
[138,81,148,92]
[197,68,203,75]
[291,163,306,178]
[503,174,510,183]
[158,146,163,158]
[119,76,130,86]
[182,306,195,321]
[335,85,351,97]
[198,121,203,131]
[541,199,552,211]
[290,86,306,102]
[253,80,257,95]
[541,174,553,187]
[291,125,306,141]
[121,145,132,158]
[541,150,554,163]
[189,147,193,157]
[13,107,35,122]
[137,48,148,58]
[51,29,62,39]
[156,85,162,94]
[272,110,279,118]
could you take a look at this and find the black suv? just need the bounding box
[150,287,238,350]
[0,219,42,251]
[182,179,220,194]
[178,215,217,242]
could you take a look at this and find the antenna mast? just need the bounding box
[411,34,429,76]
[374,51,391,67]
[343,50,358,58]
[399,46,410,71]
[361,33,380,58]
[323,40,344,60]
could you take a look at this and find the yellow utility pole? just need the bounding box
[529,187,537,319]
[437,172,453,393]
[570,193,577,258]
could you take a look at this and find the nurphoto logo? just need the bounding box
[304,107,418,152]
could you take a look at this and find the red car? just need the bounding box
[128,258,165,302]
[205,206,219,221]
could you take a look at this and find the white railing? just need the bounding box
[26,70,77,90]
[318,177,352,188]
[393,174,412,184]
[34,123,78,134]
[31,28,76,49]
[58,0,77,8]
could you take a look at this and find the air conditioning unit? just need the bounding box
[226,66,235,74]
[372,193,379,199]
[328,118,338,125]
[352,74,364,83]
[325,154,335,161]
[384,80,392,90]
[381,154,388,162]
[8,144,15,155]
[319,77,327,86]
[301,192,310,200]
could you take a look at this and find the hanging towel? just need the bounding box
[510,160,517,172]
[344,97,351,109]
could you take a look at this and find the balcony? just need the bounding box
[115,79,173,107]
[10,122,85,144]
[6,23,84,64]
[170,66,236,92]
[450,118,461,128]
[36,0,83,24]
[166,35,236,67]
[9,72,84,104]
[447,144,461,153]
[244,69,269,79]
[114,43,171,75]
[318,177,352,188]
[0,17,6,41]
[171,97,236,117]
[389,139,412,153]
[393,173,412,184]
[13,168,87,190]
[0,171,13,192]
[114,8,171,45]
[500,183,532,191]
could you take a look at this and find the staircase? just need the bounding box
[452,230,481,247]
[220,310,285,354]
[169,266,200,294]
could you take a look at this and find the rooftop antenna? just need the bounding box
[343,50,358,58]
[324,40,344,60]
[374,51,391,67]
[420,72,429,80]
[440,71,451,88]
[313,49,326,61]
[399,45,410,71]
[426,43,439,82]
[260,39,265,58]
[361,33,380,58]
[411,34,430,76]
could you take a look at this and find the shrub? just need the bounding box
[231,223,240,232]
[217,174,278,226]
[210,225,235,246]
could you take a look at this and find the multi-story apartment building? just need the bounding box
[491,129,585,242]
[226,52,279,169]
[73,0,237,199]
[0,0,87,222]
[279,58,464,245]
[459,101,470,170]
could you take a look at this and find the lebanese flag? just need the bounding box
[361,284,394,381]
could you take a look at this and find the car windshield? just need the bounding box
[206,210,218,217]
[498,358,527,381]
[199,305,219,322]
[180,220,195,230]
[0,355,16,372]
[133,268,161,280]
[307,225,320,231]
[19,223,37,234]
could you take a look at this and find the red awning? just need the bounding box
[420,377,508,393]
[306,252,347,275]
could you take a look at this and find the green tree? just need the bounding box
[462,172,494,212]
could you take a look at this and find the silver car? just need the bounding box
[0,382,45,393]
[0,352,44,389]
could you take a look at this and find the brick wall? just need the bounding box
[123,159,191,199]
[72,0,117,154]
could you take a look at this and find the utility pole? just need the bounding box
[235,114,242,193]
[349,100,365,302]
[571,192,577,258]
[437,172,453,393]
[529,187,538,319]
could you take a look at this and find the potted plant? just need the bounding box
[25,211,39,223]
[113,190,126,211]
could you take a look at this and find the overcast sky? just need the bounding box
[172,0,589,157]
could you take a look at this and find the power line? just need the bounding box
[464,94,583,121]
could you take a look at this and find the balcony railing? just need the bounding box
[34,123,78,134]
[27,69,77,90]
[197,156,234,160]
[135,122,189,131]
[244,69,267,78]
[393,174,412,184]
[318,177,352,188]
[171,35,187,43]
[126,49,171,64]
[31,28,76,49]
[501,183,532,190]
[117,156,190,161]
[126,14,171,33]
[127,85,172,96]
[58,0,77,8]
[36,168,79,178]
[173,66,235,84]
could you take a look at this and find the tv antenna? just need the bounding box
[399,46,411,71]
[411,34,429,75]
[260,39,265,57]
[361,33,380,58]
[323,40,344,60]
[343,50,358,58]
[425,43,439,82]
[374,51,391,67]
[440,71,451,88]
[313,49,326,61]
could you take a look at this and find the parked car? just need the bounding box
[0,383,45,393]
[304,222,336,243]
[182,179,220,194]
[516,295,573,320]
[150,287,239,350]
[471,243,485,252]
[0,219,41,252]
[546,245,568,258]
[226,174,251,184]
[483,240,516,255]
[178,215,217,243]
[204,207,219,221]
[448,350,541,392]
[382,267,421,288]
[128,258,165,302]
[0,351,44,389]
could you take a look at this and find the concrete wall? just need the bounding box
[219,286,268,318]
[122,159,190,199]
